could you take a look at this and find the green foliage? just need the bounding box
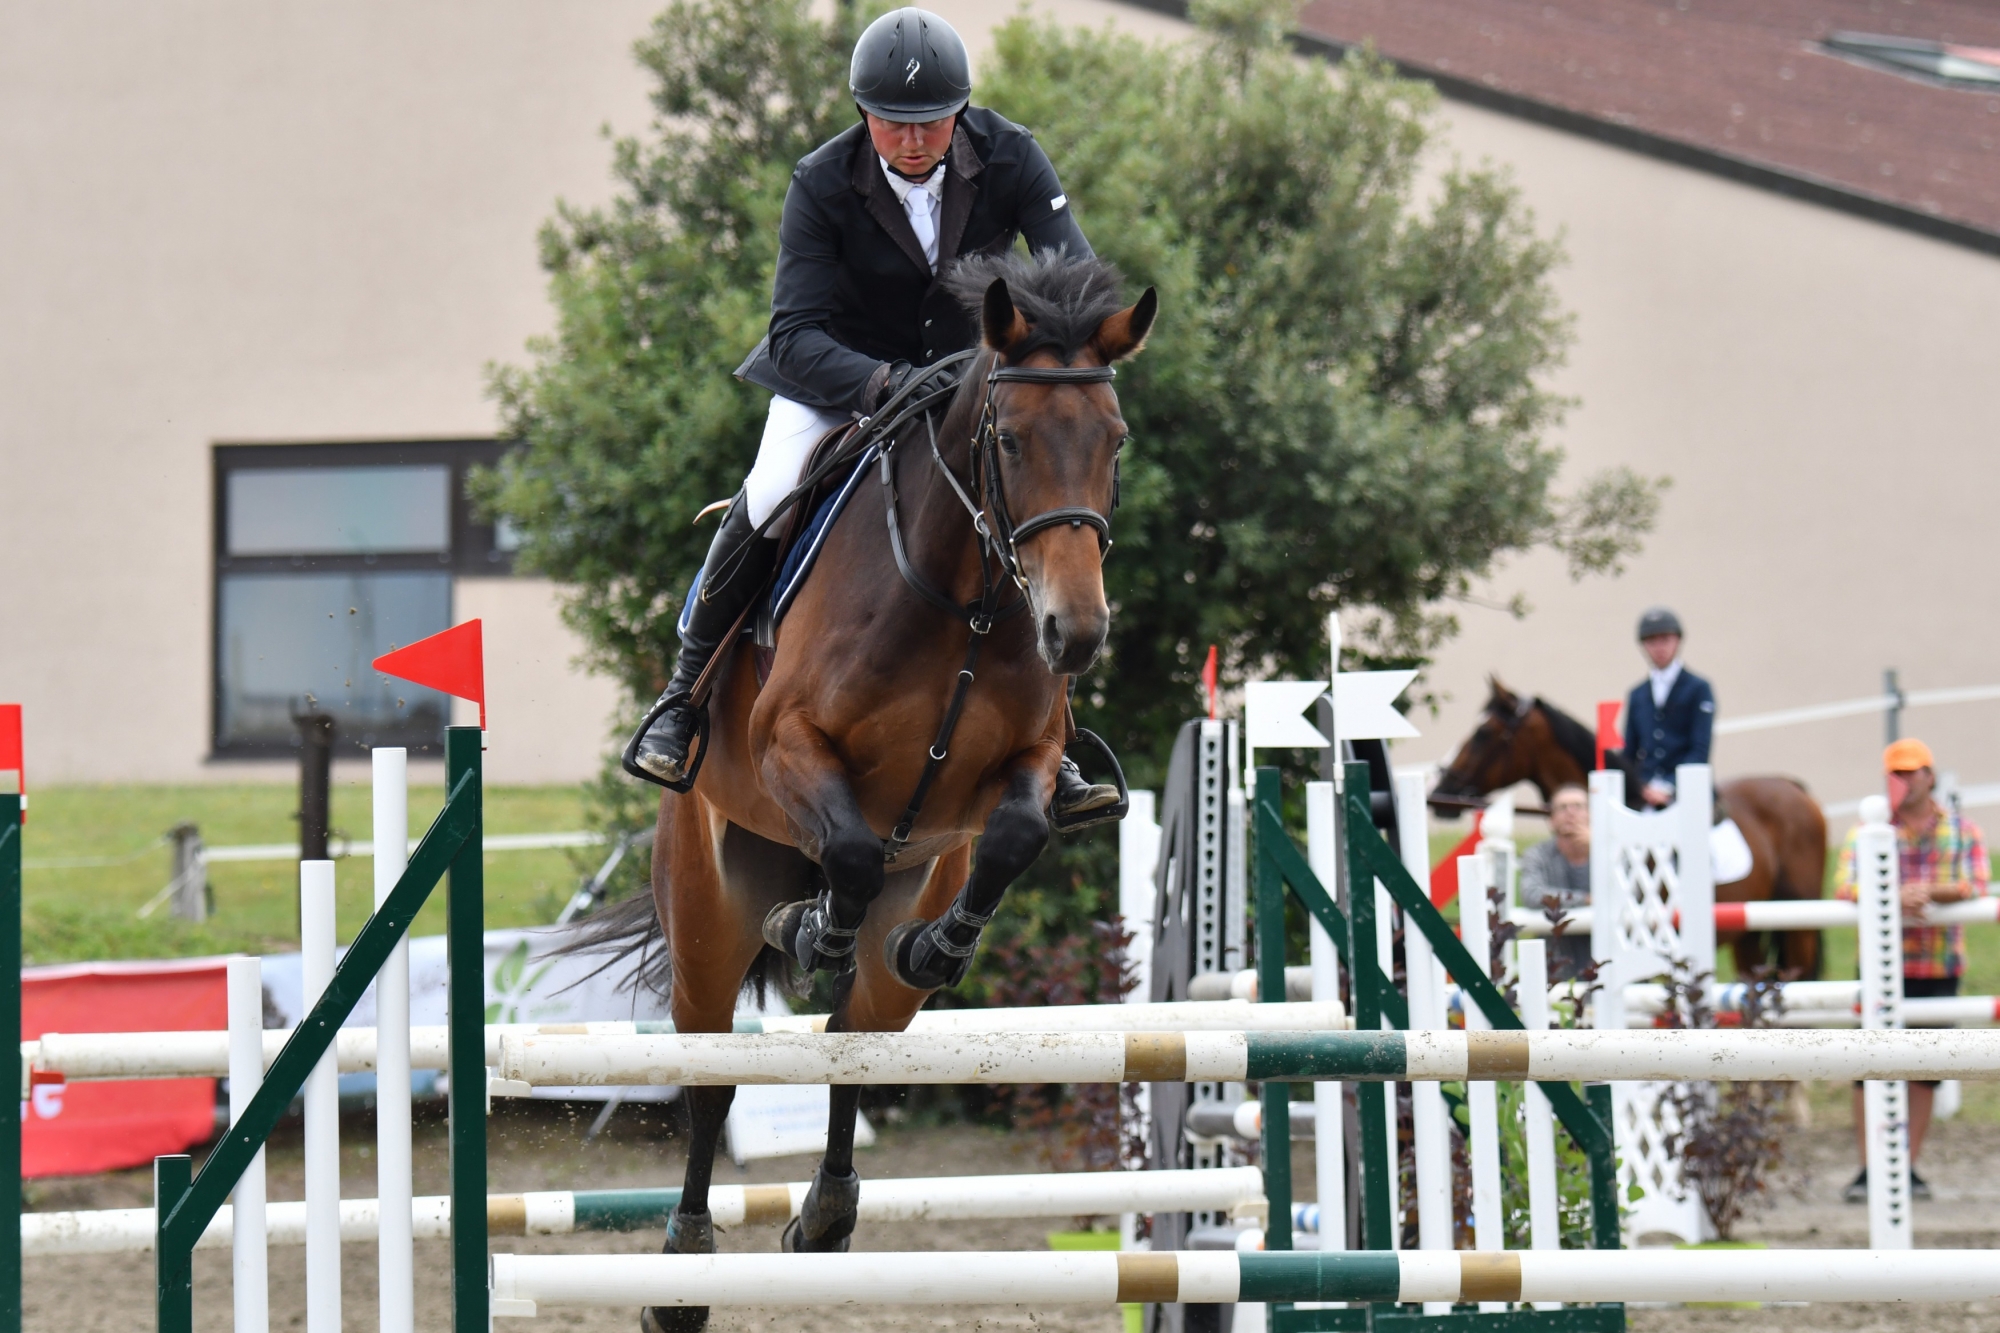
[479,0,1662,795]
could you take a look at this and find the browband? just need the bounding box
[987,365,1116,384]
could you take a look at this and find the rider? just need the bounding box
[627,6,1119,825]
[1623,606,1715,808]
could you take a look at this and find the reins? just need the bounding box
[876,352,1118,860]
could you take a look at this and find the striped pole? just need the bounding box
[487,1249,2000,1314]
[25,1001,1352,1082]
[23,1168,1265,1256]
[1513,896,2000,937]
[490,1028,2000,1090]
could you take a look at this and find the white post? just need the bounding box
[1459,854,1506,1312]
[300,860,341,1333]
[1304,783,1347,1254]
[1117,788,1159,1255]
[227,956,269,1333]
[373,748,415,1332]
[1395,771,1450,1314]
[1518,939,1561,1310]
[1856,795,1913,1249]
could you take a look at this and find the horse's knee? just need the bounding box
[819,823,884,911]
[978,798,1049,880]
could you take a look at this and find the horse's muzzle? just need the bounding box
[1038,605,1107,675]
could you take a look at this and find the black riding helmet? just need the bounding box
[850,7,971,123]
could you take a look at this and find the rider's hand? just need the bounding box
[863,360,915,414]
[1642,780,1674,807]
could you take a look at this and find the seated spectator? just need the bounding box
[1521,783,1593,981]
[1837,737,1989,1203]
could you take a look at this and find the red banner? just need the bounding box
[21,957,228,1178]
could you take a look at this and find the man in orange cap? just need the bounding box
[1835,736,1988,1202]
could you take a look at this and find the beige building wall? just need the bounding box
[1405,100,2000,819]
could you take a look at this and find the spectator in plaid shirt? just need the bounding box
[1835,736,1989,1202]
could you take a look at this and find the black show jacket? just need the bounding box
[735,106,1092,415]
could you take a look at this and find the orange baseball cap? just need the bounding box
[1883,738,1934,773]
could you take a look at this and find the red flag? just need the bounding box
[1427,812,1482,907]
[1201,645,1219,721]
[0,703,22,822]
[1594,700,1623,771]
[373,620,486,729]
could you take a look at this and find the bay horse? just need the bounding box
[578,252,1155,1333]
[1431,679,1827,980]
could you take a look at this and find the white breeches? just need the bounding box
[743,395,849,527]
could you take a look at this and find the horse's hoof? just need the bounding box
[763,897,856,975]
[781,1165,859,1253]
[643,1207,716,1332]
[885,916,975,991]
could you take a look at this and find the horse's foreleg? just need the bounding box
[887,758,1053,990]
[759,715,887,973]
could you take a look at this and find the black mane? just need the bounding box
[943,249,1126,361]
[1534,697,1600,776]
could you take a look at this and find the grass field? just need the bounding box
[16,783,596,965]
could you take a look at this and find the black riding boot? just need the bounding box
[1052,754,1121,826]
[624,494,779,790]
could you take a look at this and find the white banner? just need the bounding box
[1244,670,1420,751]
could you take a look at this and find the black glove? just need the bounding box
[863,360,916,415]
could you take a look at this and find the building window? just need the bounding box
[212,440,514,759]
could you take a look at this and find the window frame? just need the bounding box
[210,439,514,760]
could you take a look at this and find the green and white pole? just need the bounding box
[489,1248,2000,1313]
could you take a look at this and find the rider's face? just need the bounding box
[1640,633,1680,670]
[866,112,955,179]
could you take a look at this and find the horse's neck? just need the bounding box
[896,357,996,603]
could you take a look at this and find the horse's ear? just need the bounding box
[1090,286,1157,363]
[983,278,1028,352]
[1488,676,1515,709]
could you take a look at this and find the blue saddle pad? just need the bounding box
[676,443,878,640]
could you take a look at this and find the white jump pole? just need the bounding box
[1303,782,1347,1256]
[1394,770,1449,1314]
[1458,853,1504,1311]
[1516,939,1560,1309]
[300,860,341,1333]
[227,956,268,1333]
[1856,795,1913,1249]
[373,747,414,1333]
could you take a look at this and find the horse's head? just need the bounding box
[961,254,1156,675]
[1431,677,1544,805]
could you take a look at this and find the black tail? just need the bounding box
[553,891,798,1009]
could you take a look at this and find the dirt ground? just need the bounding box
[20,1095,2000,1332]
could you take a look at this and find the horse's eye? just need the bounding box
[997,431,1021,457]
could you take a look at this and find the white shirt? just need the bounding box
[879,157,945,271]
[1649,658,1683,709]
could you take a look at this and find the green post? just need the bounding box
[1342,765,1393,1253]
[154,1155,192,1333]
[1587,1082,1622,1253]
[1254,767,1293,1252]
[1,788,20,1333]
[446,727,487,1331]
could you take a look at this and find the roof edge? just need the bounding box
[1112,0,2000,259]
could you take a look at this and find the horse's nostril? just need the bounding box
[1041,614,1066,659]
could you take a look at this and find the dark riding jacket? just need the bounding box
[734,106,1093,416]
[1625,667,1716,795]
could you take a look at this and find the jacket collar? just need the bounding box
[851,119,986,277]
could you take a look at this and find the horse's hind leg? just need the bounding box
[784,859,952,1255]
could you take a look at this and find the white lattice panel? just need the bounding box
[1590,766,1716,1245]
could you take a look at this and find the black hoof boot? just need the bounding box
[781,1165,860,1253]
[641,1207,716,1332]
[762,895,857,975]
[885,899,992,991]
